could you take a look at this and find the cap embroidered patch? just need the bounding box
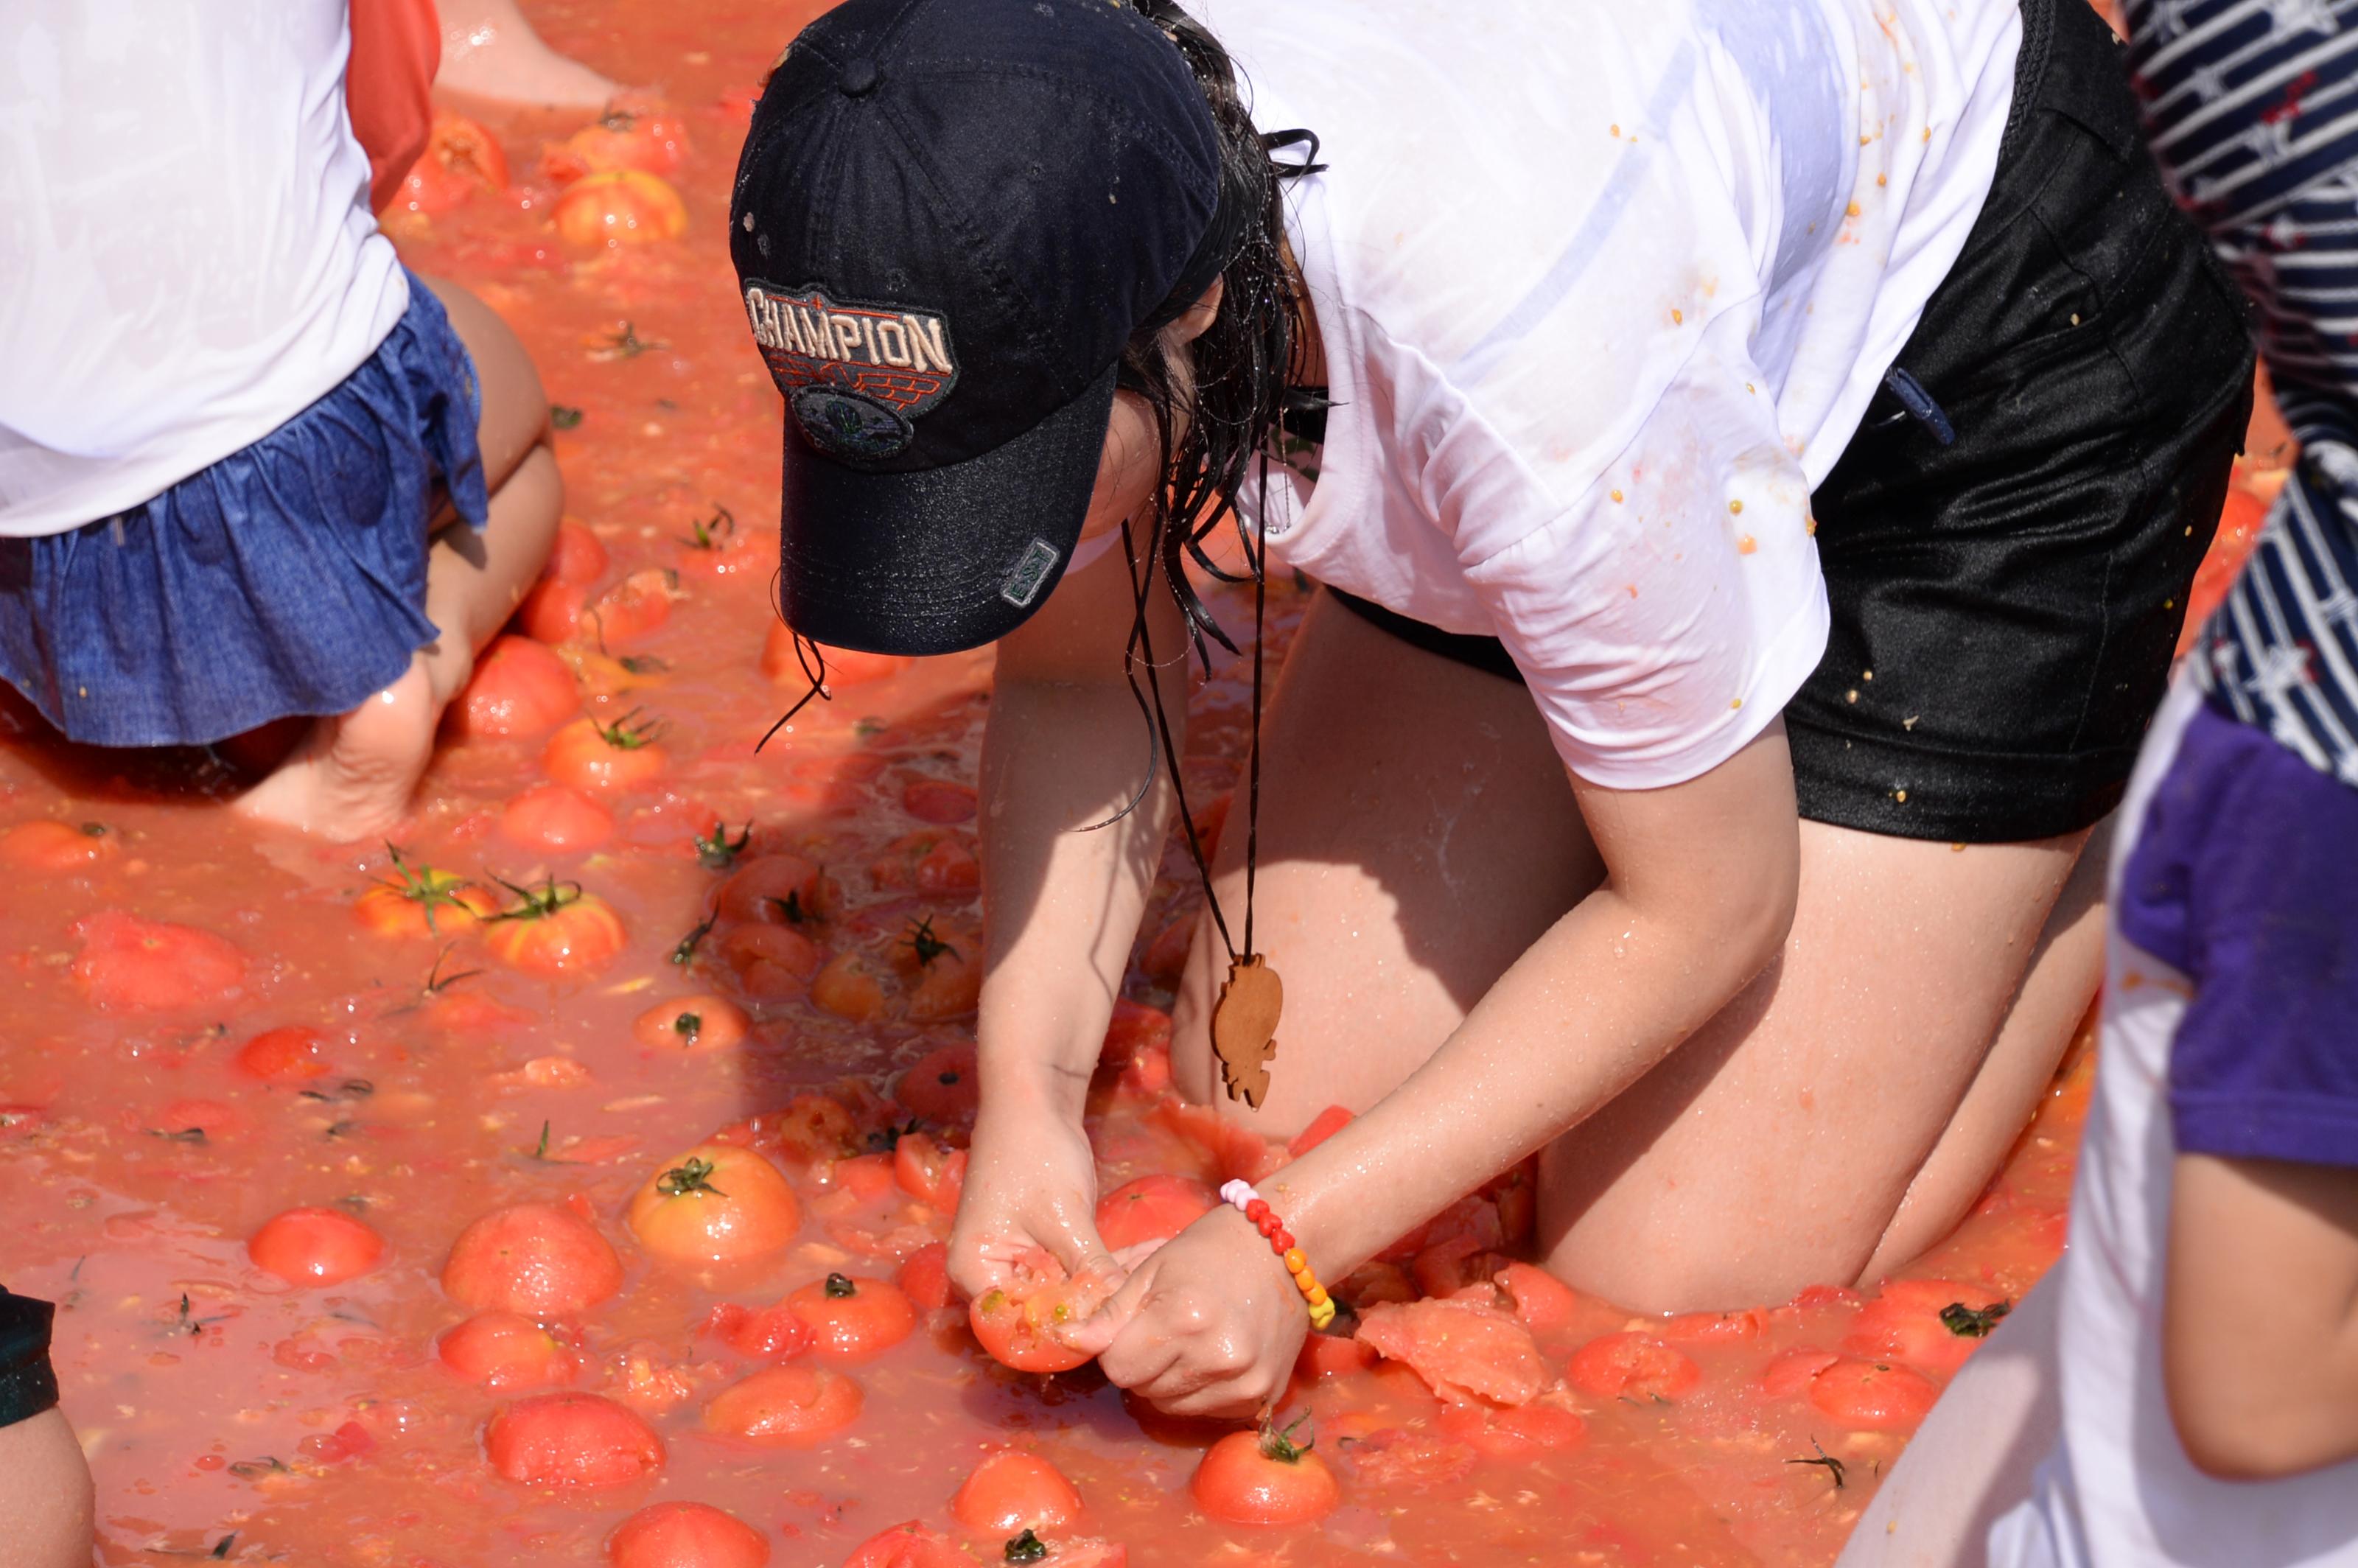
[744,281,959,461]
[1000,539,1063,608]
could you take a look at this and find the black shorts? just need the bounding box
[0,1288,60,1429]
[1334,0,2256,843]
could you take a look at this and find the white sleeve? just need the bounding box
[1461,312,1830,791]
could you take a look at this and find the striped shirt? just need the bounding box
[2129,0,2358,785]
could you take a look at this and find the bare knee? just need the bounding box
[0,1409,96,1568]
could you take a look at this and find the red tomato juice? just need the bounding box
[0,1,2266,1563]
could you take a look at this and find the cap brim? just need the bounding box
[776,363,1118,657]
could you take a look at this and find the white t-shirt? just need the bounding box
[1984,676,2358,1568]
[1202,0,2021,788]
[0,0,409,537]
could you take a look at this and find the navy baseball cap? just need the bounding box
[730,0,1228,657]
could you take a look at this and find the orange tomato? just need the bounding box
[70,911,247,1014]
[438,1311,579,1391]
[442,1203,625,1315]
[543,101,691,184]
[606,1502,769,1568]
[626,1145,802,1267]
[892,917,980,1021]
[249,1206,385,1286]
[486,1393,664,1487]
[235,1025,333,1085]
[630,995,750,1054]
[553,169,688,247]
[353,850,497,937]
[670,505,761,581]
[0,819,116,872]
[702,1364,862,1446]
[951,1450,1084,1535]
[542,712,670,793]
[967,1252,1116,1374]
[1189,1416,1339,1527]
[483,878,629,976]
[501,783,616,855]
[785,1273,917,1362]
[809,951,891,1022]
[393,113,510,214]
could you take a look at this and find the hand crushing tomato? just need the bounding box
[626,1146,802,1267]
[249,1206,385,1287]
[484,877,628,976]
[967,1252,1118,1374]
[1189,1413,1340,1527]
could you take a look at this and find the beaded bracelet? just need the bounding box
[1218,1179,1336,1330]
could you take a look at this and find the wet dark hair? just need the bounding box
[1121,0,1322,659]
[1093,2,1322,965]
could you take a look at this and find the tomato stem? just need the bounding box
[673,1012,703,1044]
[694,821,752,872]
[672,915,716,968]
[903,914,958,968]
[488,875,584,923]
[1785,1438,1847,1489]
[824,1273,857,1298]
[377,842,482,934]
[1259,1408,1316,1463]
[595,707,665,751]
[1937,1300,2012,1338]
[657,1156,729,1199]
[1003,1530,1049,1564]
[680,503,738,550]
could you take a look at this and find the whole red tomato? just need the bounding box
[442,1203,624,1315]
[249,1206,385,1287]
[1189,1415,1340,1527]
[486,1393,664,1487]
[626,1146,802,1267]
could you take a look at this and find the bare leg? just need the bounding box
[1170,592,2103,1311]
[434,0,618,111]
[237,278,561,839]
[1861,817,2111,1280]
[0,1410,96,1568]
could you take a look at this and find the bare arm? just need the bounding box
[0,1409,94,1568]
[2165,1152,2358,1480]
[948,531,1192,1292]
[1078,723,1802,1410]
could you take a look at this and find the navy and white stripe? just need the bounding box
[2129,0,2358,785]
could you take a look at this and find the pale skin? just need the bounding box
[2166,1154,2358,1480]
[0,1408,94,1568]
[951,274,2113,1416]
[235,277,562,840]
[433,0,619,110]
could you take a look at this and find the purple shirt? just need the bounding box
[2117,696,2358,1170]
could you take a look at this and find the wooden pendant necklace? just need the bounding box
[1202,527,1279,1108]
[1119,491,1282,1109]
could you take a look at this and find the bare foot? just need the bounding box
[436,0,618,110]
[234,657,442,840]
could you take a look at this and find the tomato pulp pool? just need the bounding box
[0,1,2275,1563]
